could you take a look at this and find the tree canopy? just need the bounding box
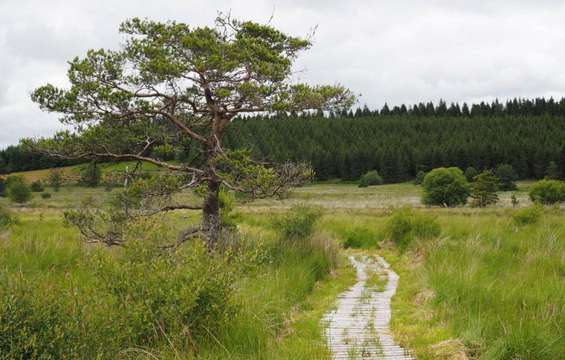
[421,167,469,207]
[29,15,355,248]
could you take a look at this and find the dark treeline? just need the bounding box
[345,97,565,118]
[3,96,565,181]
[0,145,77,175]
[224,113,565,182]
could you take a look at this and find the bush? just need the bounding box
[79,162,101,187]
[495,164,518,191]
[511,193,519,207]
[512,206,543,226]
[0,242,235,358]
[5,175,23,188]
[385,207,441,250]
[422,167,469,207]
[528,179,565,204]
[0,205,17,228]
[7,178,32,204]
[40,192,52,199]
[30,180,44,192]
[342,226,380,249]
[465,167,478,182]
[274,205,322,243]
[358,170,384,188]
[48,169,63,191]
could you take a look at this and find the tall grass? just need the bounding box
[390,212,565,359]
[196,206,341,359]
[0,205,343,359]
[0,216,236,358]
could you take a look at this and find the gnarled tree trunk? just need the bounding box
[202,174,221,251]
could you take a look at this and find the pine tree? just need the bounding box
[546,161,560,180]
[495,164,518,191]
[381,103,391,116]
[470,170,499,207]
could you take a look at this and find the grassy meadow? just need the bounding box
[0,178,563,359]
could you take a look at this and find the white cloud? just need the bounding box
[1,0,565,147]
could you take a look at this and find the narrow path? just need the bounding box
[323,254,415,360]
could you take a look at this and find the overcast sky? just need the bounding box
[2,0,565,148]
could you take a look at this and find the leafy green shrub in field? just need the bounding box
[30,180,44,192]
[47,169,62,191]
[358,170,383,188]
[422,167,469,207]
[385,207,441,250]
[7,177,31,204]
[274,205,322,243]
[273,205,338,274]
[40,192,52,199]
[512,206,543,226]
[0,241,235,358]
[5,175,23,188]
[495,163,518,190]
[0,205,17,228]
[511,193,519,207]
[528,179,565,204]
[342,226,380,248]
[465,166,478,182]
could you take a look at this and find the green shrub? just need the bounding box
[528,179,565,204]
[495,164,518,191]
[358,170,384,188]
[40,192,52,199]
[79,161,101,187]
[274,205,322,243]
[511,193,519,207]
[5,175,23,188]
[512,206,543,226]
[0,241,235,357]
[272,206,337,273]
[7,178,32,204]
[422,167,469,207]
[465,166,478,182]
[30,180,44,192]
[0,206,17,228]
[48,169,63,191]
[342,226,380,248]
[385,207,441,250]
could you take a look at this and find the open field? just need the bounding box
[247,181,537,210]
[1,180,563,359]
[0,180,536,211]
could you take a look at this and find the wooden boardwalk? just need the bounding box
[323,255,415,360]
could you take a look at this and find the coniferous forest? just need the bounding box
[3,97,565,181]
[225,97,565,182]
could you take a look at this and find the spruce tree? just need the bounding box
[546,161,560,180]
[495,164,518,191]
[470,170,499,207]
